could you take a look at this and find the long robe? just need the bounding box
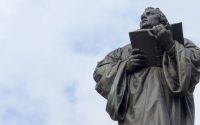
[93,38,200,125]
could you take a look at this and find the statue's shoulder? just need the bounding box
[116,43,132,59]
[117,43,132,53]
[181,38,200,51]
[121,43,132,49]
[106,43,132,59]
[184,38,192,43]
[183,38,197,44]
[108,43,131,54]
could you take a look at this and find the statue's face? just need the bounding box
[140,9,161,29]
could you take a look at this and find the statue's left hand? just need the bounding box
[152,24,175,51]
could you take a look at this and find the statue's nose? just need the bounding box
[141,14,147,20]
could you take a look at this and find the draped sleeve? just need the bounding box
[93,46,130,121]
[93,48,123,99]
[162,38,200,95]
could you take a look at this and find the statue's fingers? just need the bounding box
[157,28,166,37]
[148,30,156,38]
[131,49,144,55]
[132,54,147,59]
[158,24,166,29]
[152,26,158,32]
[132,58,147,64]
[152,26,160,38]
[132,62,145,67]
[154,25,163,33]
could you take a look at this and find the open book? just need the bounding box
[129,22,184,66]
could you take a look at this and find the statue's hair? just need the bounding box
[145,7,170,27]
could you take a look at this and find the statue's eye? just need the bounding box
[146,11,154,16]
[146,12,150,15]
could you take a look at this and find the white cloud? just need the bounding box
[0,0,200,125]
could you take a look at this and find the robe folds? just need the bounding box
[93,38,200,125]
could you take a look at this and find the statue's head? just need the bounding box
[140,7,169,29]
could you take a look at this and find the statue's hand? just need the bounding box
[126,49,147,73]
[152,24,175,51]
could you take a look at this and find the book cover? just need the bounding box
[129,22,184,66]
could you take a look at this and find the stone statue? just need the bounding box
[93,7,200,125]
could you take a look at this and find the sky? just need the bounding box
[0,0,200,125]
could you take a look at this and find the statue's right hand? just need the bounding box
[126,49,147,72]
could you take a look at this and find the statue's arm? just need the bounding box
[162,38,200,95]
[182,39,200,91]
[93,48,123,99]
